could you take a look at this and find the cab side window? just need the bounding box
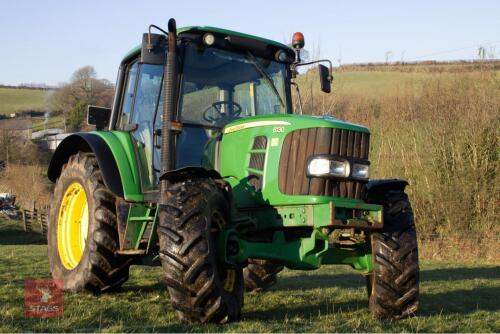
[119,61,138,129]
[129,63,164,191]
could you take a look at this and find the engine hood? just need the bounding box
[222,114,369,135]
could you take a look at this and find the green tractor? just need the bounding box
[47,19,419,323]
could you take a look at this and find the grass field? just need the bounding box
[31,115,65,132]
[0,88,49,115]
[0,218,498,333]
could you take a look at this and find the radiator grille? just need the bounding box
[278,127,370,199]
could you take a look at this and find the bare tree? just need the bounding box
[478,46,486,60]
[487,46,496,59]
[48,66,114,131]
[385,51,394,64]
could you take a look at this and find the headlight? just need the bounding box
[330,160,350,177]
[307,158,331,176]
[307,157,350,178]
[202,33,215,46]
[352,163,369,179]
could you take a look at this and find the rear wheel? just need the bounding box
[243,259,283,292]
[366,190,419,319]
[48,152,130,292]
[158,178,244,323]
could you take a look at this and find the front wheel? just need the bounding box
[158,178,244,323]
[366,190,419,319]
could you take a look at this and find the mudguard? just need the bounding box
[47,133,124,198]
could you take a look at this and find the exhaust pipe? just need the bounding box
[160,18,178,201]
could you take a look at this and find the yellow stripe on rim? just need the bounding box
[57,182,89,270]
[211,209,236,292]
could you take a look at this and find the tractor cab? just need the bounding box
[109,26,297,191]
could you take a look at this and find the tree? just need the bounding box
[478,46,486,60]
[0,130,40,165]
[48,66,114,131]
[66,102,88,132]
[384,51,393,64]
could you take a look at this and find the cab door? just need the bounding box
[127,63,164,192]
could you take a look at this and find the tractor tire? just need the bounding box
[158,178,244,324]
[366,190,419,319]
[48,152,130,292]
[243,259,283,292]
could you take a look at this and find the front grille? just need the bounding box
[278,127,370,199]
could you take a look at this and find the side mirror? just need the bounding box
[318,64,332,93]
[141,33,167,65]
[87,105,111,131]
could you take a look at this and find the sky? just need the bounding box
[0,0,499,86]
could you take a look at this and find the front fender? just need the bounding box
[365,179,408,198]
[160,166,222,183]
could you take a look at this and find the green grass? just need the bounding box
[299,68,500,100]
[0,88,48,115]
[31,115,65,132]
[0,218,498,332]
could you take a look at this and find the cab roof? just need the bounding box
[122,25,294,63]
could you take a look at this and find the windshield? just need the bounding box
[179,44,288,127]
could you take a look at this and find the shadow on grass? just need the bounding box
[120,281,167,293]
[0,226,46,245]
[244,297,366,321]
[421,266,500,281]
[273,266,500,293]
[420,286,500,315]
[272,266,500,317]
[272,272,364,291]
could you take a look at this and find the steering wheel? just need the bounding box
[202,101,242,124]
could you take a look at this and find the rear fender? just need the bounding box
[48,133,124,197]
[47,132,143,202]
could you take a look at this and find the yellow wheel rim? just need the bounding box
[211,209,235,292]
[212,210,226,231]
[57,182,89,270]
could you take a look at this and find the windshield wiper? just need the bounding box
[246,51,285,108]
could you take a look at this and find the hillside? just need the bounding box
[0,87,49,115]
[296,64,499,239]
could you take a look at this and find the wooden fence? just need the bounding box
[21,205,49,236]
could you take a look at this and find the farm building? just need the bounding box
[0,117,32,140]
[31,128,70,150]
